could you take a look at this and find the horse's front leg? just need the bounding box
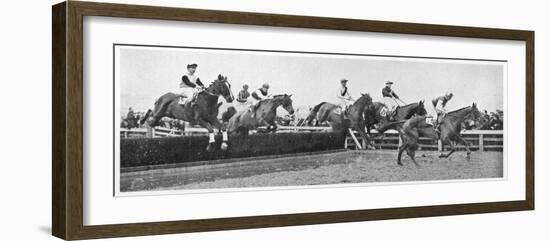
[355,123,371,149]
[197,119,216,152]
[268,122,278,133]
[455,135,471,161]
[439,138,456,158]
[211,118,229,151]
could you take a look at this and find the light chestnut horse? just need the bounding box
[225,94,295,135]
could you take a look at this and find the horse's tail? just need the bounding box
[222,106,237,122]
[139,109,153,125]
[306,102,326,125]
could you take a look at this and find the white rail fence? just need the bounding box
[120,126,503,152]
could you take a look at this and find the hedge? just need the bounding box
[121,132,346,168]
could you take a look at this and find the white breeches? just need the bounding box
[180,87,197,98]
[337,98,353,109]
[381,97,397,111]
[235,101,250,112]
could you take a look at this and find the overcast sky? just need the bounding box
[118,46,504,117]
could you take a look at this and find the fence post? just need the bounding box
[478,134,484,152]
[348,128,363,150]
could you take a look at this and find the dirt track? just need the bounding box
[120,150,503,192]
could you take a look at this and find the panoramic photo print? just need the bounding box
[115,44,505,194]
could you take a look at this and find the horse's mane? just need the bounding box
[398,102,417,109]
[447,106,471,115]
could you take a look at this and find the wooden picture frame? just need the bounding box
[52,1,534,240]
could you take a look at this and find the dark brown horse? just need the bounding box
[364,100,427,135]
[145,74,235,151]
[306,93,373,148]
[385,116,437,166]
[225,94,295,135]
[386,103,481,166]
[437,103,481,159]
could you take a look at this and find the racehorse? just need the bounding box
[437,103,481,159]
[225,94,295,135]
[145,74,235,152]
[306,93,373,148]
[384,102,481,165]
[384,115,438,166]
[364,100,427,135]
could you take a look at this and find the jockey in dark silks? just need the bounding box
[250,83,271,118]
[179,63,205,106]
[235,84,251,111]
[336,79,354,114]
[381,81,404,121]
[432,91,454,133]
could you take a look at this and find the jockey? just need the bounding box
[179,63,205,105]
[126,107,135,120]
[250,83,271,118]
[432,91,454,132]
[336,78,354,112]
[381,81,400,120]
[236,84,251,111]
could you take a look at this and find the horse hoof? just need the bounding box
[397,162,403,166]
[221,142,228,151]
[438,154,446,158]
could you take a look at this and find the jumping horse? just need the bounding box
[306,93,373,148]
[225,94,295,135]
[144,74,235,152]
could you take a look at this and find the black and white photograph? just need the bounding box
[116,44,505,194]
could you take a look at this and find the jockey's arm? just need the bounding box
[195,77,205,88]
[253,90,269,100]
[181,75,196,88]
[435,100,446,113]
[391,91,399,99]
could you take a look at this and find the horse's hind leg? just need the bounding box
[397,143,407,166]
[407,147,419,167]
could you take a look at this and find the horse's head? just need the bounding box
[208,74,235,103]
[275,94,295,115]
[357,93,373,108]
[470,102,481,120]
[415,100,428,116]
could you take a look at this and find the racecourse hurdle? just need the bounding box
[121,126,503,152]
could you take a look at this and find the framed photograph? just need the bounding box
[52,1,534,240]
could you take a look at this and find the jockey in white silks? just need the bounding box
[178,63,204,105]
[336,78,354,111]
[250,83,272,118]
[432,91,454,133]
[380,81,401,121]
